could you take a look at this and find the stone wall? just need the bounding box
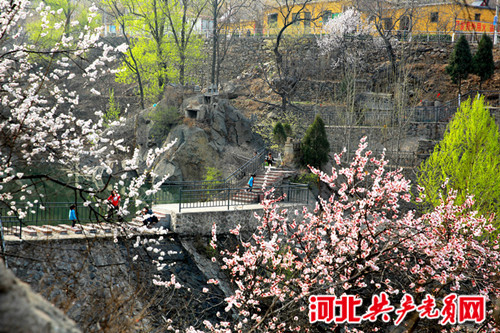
[172,206,263,236]
[3,235,225,332]
[169,201,313,236]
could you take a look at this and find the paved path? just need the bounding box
[152,203,264,214]
[2,221,166,242]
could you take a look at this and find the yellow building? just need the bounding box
[256,0,498,38]
[264,0,349,35]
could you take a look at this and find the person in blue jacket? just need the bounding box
[69,204,77,227]
[247,174,256,192]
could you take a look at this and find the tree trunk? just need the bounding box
[179,52,185,86]
[211,0,218,87]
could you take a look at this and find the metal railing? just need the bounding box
[225,148,267,187]
[178,183,310,212]
[25,202,106,226]
[410,104,458,123]
[0,216,23,239]
[155,148,268,204]
[0,202,110,229]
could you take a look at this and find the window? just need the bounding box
[400,15,411,31]
[293,12,301,25]
[383,18,393,30]
[430,12,439,23]
[322,10,332,24]
[475,13,481,21]
[304,12,311,28]
[268,13,278,26]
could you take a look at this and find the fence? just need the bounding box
[0,216,22,239]
[286,102,459,129]
[225,148,267,187]
[155,148,269,204]
[0,201,115,233]
[177,183,310,212]
[409,104,458,123]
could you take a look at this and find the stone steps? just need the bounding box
[133,210,169,228]
[233,168,295,203]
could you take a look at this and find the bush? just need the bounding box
[291,171,319,187]
[104,89,120,127]
[283,123,292,138]
[300,115,330,168]
[272,122,287,146]
[148,105,180,145]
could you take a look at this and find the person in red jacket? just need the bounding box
[106,189,121,220]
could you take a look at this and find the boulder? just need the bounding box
[164,125,220,181]
[212,110,227,137]
[153,159,183,182]
[0,261,81,333]
[220,81,248,99]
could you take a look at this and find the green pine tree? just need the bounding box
[273,122,287,146]
[283,123,293,138]
[418,96,500,231]
[104,89,120,127]
[446,35,473,97]
[473,33,495,90]
[301,115,330,168]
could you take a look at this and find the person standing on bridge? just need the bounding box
[106,189,121,221]
[69,204,78,228]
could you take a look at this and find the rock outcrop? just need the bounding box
[0,260,81,333]
[105,86,264,181]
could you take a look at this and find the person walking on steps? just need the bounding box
[265,152,274,167]
[247,174,255,192]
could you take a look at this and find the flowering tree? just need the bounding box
[202,138,500,332]
[0,0,168,222]
[317,8,374,71]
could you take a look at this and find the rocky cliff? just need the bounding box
[115,87,264,181]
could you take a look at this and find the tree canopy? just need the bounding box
[445,35,472,96]
[0,0,168,222]
[473,33,495,88]
[418,96,500,230]
[103,0,206,104]
[27,0,101,50]
[301,115,330,168]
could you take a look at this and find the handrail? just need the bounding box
[224,147,267,187]
[158,147,268,195]
[0,218,7,267]
[0,215,22,241]
[178,183,309,212]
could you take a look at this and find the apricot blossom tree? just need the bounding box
[203,138,500,332]
[317,8,374,71]
[0,0,168,221]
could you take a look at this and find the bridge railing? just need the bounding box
[0,201,111,230]
[224,148,267,187]
[155,147,269,204]
[0,216,23,238]
[178,183,310,212]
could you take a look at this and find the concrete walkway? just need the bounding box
[153,202,264,214]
